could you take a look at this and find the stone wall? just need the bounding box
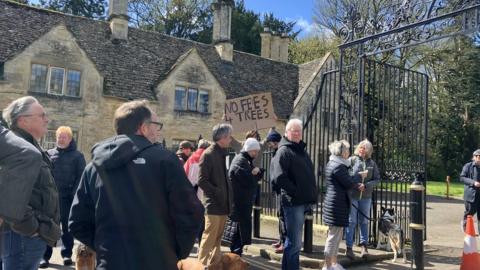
[0,24,111,157]
[292,53,336,119]
[0,25,287,160]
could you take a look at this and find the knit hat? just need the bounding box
[473,149,480,156]
[266,130,281,143]
[179,140,193,149]
[242,138,261,152]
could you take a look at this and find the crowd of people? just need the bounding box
[7,95,476,270]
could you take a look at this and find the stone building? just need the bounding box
[0,0,334,155]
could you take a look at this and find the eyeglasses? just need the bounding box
[147,120,163,130]
[21,112,47,119]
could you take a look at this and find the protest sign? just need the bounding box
[224,92,276,132]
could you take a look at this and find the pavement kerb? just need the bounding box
[250,215,439,268]
[244,244,398,268]
[260,214,329,235]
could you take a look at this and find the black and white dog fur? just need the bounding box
[376,207,406,263]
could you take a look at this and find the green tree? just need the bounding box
[229,0,261,54]
[129,0,212,41]
[288,34,339,64]
[230,1,299,55]
[40,0,106,19]
[426,38,480,180]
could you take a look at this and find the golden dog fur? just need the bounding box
[75,244,96,270]
[177,253,248,270]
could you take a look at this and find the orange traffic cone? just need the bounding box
[460,215,480,270]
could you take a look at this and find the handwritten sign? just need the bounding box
[224,92,276,132]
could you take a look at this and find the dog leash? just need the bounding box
[351,203,376,222]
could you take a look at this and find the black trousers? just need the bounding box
[230,223,243,256]
[277,194,287,243]
[44,196,74,260]
[463,197,480,233]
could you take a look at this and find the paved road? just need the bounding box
[45,243,284,270]
[45,195,470,269]
[343,195,468,270]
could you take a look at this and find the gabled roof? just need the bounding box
[0,0,299,118]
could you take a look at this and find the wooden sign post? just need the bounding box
[224,92,276,132]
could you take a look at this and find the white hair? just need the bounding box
[329,140,350,156]
[354,139,373,159]
[285,118,302,132]
[2,96,39,128]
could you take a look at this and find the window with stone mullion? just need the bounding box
[66,70,81,97]
[30,64,48,93]
[187,88,198,111]
[48,67,65,95]
[174,86,187,111]
[198,90,209,113]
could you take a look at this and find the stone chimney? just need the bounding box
[108,0,129,40]
[279,33,290,63]
[260,28,290,63]
[260,27,271,58]
[212,0,234,61]
[270,33,281,60]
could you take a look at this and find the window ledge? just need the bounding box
[28,91,82,101]
[174,110,211,117]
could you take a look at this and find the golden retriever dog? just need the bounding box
[208,253,249,270]
[75,244,96,270]
[177,258,206,270]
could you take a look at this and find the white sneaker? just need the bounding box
[333,263,346,270]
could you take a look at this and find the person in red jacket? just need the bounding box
[184,139,211,246]
[184,139,211,202]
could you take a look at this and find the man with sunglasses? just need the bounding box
[69,100,203,270]
[460,149,480,233]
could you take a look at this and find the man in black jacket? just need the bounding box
[69,100,204,270]
[460,149,480,233]
[270,119,318,270]
[40,126,86,268]
[1,96,61,270]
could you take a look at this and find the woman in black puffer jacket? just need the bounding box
[322,140,367,270]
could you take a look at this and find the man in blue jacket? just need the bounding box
[40,126,86,268]
[460,149,480,233]
[69,100,204,270]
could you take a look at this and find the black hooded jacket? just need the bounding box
[270,137,318,207]
[69,135,204,270]
[47,140,86,197]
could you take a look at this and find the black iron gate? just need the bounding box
[299,58,428,243]
[257,0,479,248]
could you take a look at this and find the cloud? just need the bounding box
[295,17,320,34]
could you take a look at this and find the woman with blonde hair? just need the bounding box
[345,139,380,260]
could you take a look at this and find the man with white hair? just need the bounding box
[270,119,318,270]
[1,96,60,270]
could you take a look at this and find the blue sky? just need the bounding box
[243,0,317,38]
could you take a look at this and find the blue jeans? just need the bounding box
[281,204,307,270]
[345,198,372,248]
[1,230,47,270]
